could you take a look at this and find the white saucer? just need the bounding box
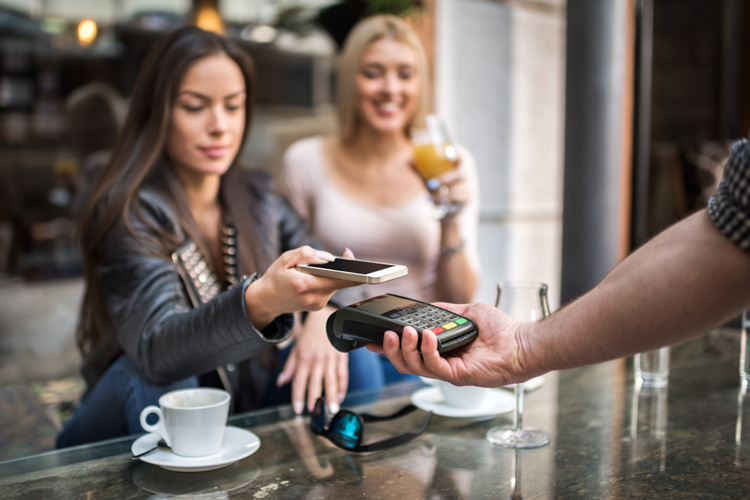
[131,426,260,472]
[502,375,545,392]
[411,387,515,418]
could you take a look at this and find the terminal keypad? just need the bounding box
[384,305,468,334]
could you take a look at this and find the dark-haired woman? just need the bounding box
[56,26,374,448]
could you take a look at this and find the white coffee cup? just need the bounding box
[139,388,231,457]
[421,377,492,409]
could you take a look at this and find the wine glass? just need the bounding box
[509,448,523,500]
[486,282,551,449]
[410,114,461,219]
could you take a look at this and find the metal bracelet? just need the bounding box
[439,240,465,258]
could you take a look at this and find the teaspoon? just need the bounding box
[131,439,169,459]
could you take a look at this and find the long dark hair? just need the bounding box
[76,26,263,362]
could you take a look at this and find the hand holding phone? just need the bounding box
[296,257,408,284]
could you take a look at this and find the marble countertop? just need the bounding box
[1,329,748,499]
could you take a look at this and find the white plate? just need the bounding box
[131,426,260,472]
[411,386,515,418]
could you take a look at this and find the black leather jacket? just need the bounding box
[84,169,360,410]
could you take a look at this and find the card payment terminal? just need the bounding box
[326,294,478,353]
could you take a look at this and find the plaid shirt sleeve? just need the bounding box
[707,139,750,253]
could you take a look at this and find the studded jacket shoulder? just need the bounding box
[82,169,325,388]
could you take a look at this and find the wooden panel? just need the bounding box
[406,0,436,112]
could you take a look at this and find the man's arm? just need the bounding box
[529,209,750,375]
[375,209,750,387]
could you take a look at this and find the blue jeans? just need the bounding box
[56,355,198,449]
[378,353,419,385]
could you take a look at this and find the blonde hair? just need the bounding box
[335,15,430,143]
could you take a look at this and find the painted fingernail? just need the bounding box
[315,250,335,262]
[293,401,303,415]
[339,393,346,404]
[327,402,340,415]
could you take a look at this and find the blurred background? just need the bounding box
[0,0,747,458]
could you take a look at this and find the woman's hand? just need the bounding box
[244,247,358,330]
[277,307,348,415]
[410,157,469,219]
[417,157,478,303]
[429,167,470,217]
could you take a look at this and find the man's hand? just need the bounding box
[369,302,529,388]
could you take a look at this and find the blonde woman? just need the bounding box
[282,15,480,383]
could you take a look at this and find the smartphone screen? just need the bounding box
[305,259,394,275]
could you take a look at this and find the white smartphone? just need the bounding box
[296,257,408,284]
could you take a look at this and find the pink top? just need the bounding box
[282,136,480,302]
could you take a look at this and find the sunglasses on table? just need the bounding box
[310,397,432,453]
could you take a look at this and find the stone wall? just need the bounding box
[435,0,566,309]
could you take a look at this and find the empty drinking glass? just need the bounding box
[634,347,670,388]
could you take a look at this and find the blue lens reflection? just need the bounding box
[330,413,362,449]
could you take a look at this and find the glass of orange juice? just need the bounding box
[411,115,460,219]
